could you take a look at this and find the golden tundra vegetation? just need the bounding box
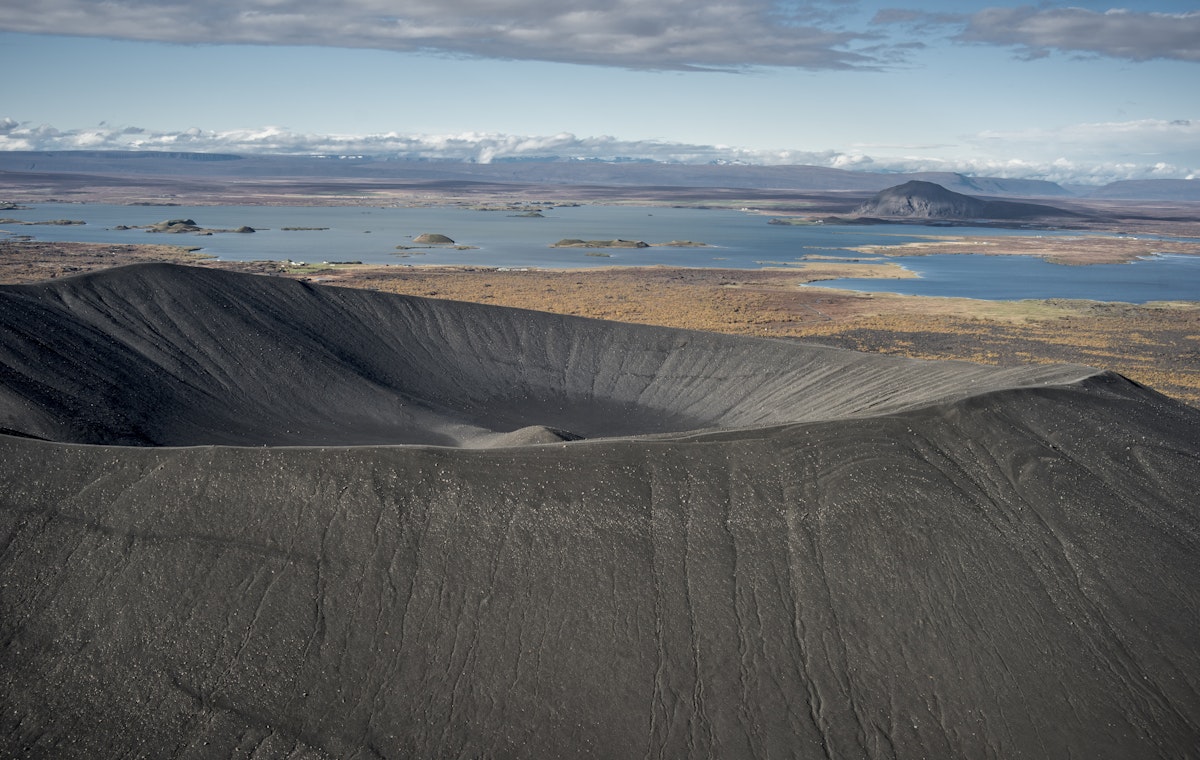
[3,239,1198,406]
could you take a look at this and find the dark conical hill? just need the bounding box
[857,180,1081,219]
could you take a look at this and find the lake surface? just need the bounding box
[4,203,1199,303]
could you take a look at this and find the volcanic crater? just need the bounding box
[2,264,1199,759]
[0,263,1094,448]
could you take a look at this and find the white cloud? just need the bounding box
[839,153,1196,186]
[970,118,1200,169]
[0,0,885,71]
[1,118,1195,185]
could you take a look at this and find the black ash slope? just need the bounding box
[2,265,1199,759]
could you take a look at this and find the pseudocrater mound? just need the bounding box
[0,264,1094,448]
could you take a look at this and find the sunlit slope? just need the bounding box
[0,264,1093,446]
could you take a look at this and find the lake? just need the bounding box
[4,203,1199,303]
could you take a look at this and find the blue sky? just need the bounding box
[1,0,1198,184]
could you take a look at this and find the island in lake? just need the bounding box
[115,218,256,235]
[396,233,478,252]
[551,238,709,248]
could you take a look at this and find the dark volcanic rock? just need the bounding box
[857,180,1080,220]
[1,264,1199,759]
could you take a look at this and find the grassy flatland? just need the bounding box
[0,240,213,282]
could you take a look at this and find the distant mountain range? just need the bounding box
[1,150,1197,201]
[1084,179,1200,201]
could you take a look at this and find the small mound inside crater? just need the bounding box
[482,425,585,448]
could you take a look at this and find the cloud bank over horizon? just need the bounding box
[2,117,1195,186]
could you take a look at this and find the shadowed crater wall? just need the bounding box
[0,264,1092,447]
[2,264,1199,759]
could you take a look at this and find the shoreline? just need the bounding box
[843,234,1200,265]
